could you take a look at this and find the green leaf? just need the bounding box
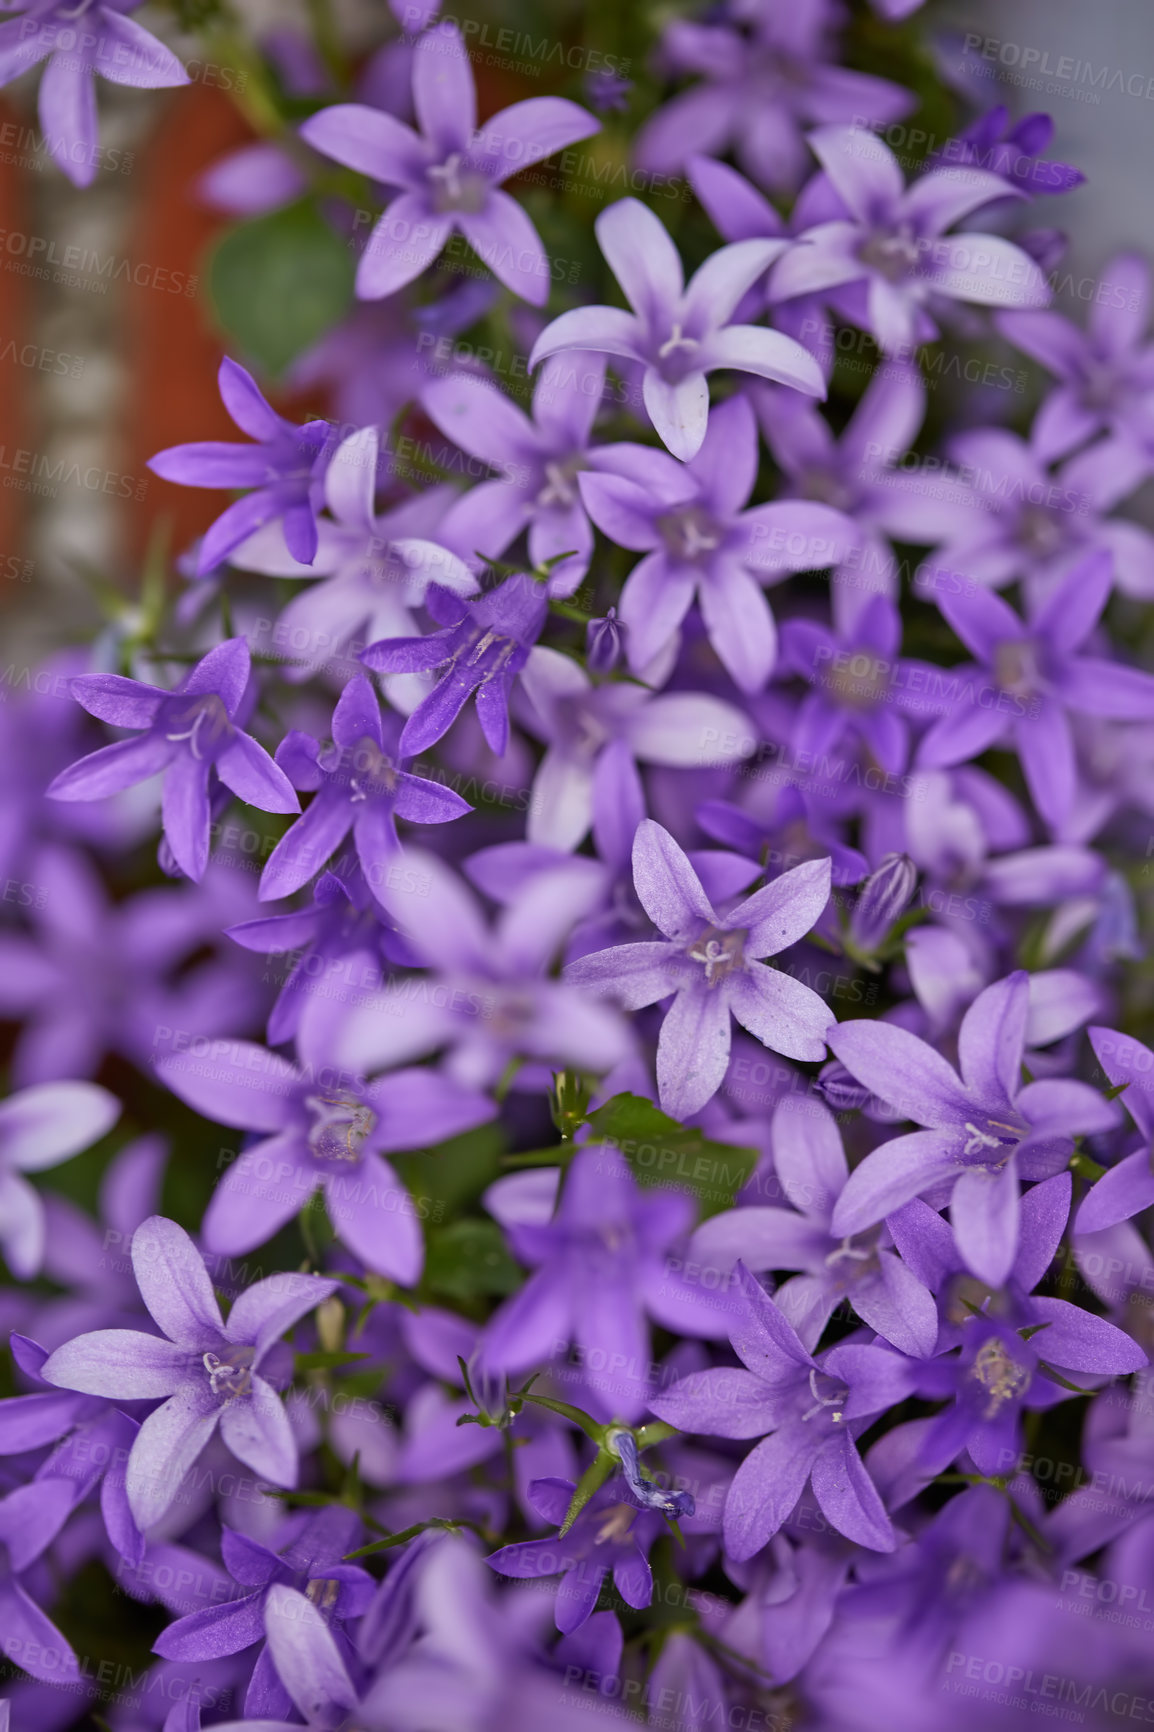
[584,1093,758,1218]
[393,1121,506,1221]
[423,1219,522,1302]
[523,1392,607,1444]
[208,201,356,379]
[559,1452,615,1537]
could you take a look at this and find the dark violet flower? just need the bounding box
[477,1143,729,1416]
[361,570,549,757]
[948,107,1085,200]
[584,69,632,114]
[696,781,869,891]
[421,356,613,593]
[887,1179,1146,1476]
[692,1093,939,1357]
[157,1028,492,1283]
[827,972,1120,1286]
[529,198,825,461]
[148,359,339,574]
[0,1080,118,1277]
[651,1262,911,1559]
[487,1474,665,1632]
[770,125,1049,354]
[518,644,750,850]
[300,23,599,304]
[41,1216,336,1530]
[0,0,188,188]
[578,395,854,690]
[847,852,918,954]
[916,550,1154,829]
[0,1333,141,1564]
[153,1510,374,1715]
[47,638,299,882]
[259,673,471,903]
[997,253,1154,461]
[565,820,833,1119]
[227,867,415,1048]
[609,1428,695,1521]
[634,2,914,194]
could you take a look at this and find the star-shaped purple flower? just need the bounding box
[361,570,548,757]
[997,253,1154,461]
[917,549,1154,829]
[651,1262,911,1559]
[565,820,833,1118]
[47,638,299,882]
[827,972,1121,1286]
[0,0,188,188]
[300,22,599,305]
[148,359,339,574]
[157,1024,492,1283]
[770,125,1049,355]
[578,394,854,690]
[259,673,471,903]
[529,198,825,461]
[41,1216,337,1530]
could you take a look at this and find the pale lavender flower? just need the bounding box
[0,1081,118,1278]
[565,820,833,1118]
[529,198,825,460]
[41,1217,336,1530]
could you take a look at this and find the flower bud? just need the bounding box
[586,606,624,674]
[848,853,917,954]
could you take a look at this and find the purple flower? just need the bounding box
[316,847,626,1092]
[361,570,549,757]
[157,1029,492,1283]
[847,852,918,954]
[827,972,1120,1286]
[919,426,1154,605]
[153,1510,374,1714]
[487,1475,664,1632]
[651,1262,910,1559]
[420,356,613,593]
[299,23,599,305]
[227,867,414,1048]
[780,595,949,776]
[1074,1027,1154,1236]
[518,644,751,849]
[148,359,340,574]
[0,1081,118,1278]
[578,395,853,690]
[997,253,1154,460]
[41,1216,337,1530]
[478,1143,727,1416]
[888,1180,1146,1475]
[949,107,1085,200]
[692,1094,939,1356]
[47,638,299,883]
[752,362,976,629]
[0,1,188,188]
[565,820,833,1119]
[917,550,1154,829]
[770,125,1050,354]
[634,3,913,193]
[529,199,825,461]
[0,1478,85,1681]
[259,674,471,903]
[0,848,262,1085]
[229,425,476,686]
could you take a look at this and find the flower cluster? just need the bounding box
[2,1,1154,1728]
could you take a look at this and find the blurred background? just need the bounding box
[1,0,1150,667]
